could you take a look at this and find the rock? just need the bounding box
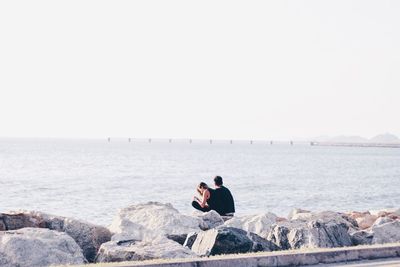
[183,232,198,249]
[266,224,290,250]
[0,228,86,267]
[198,210,224,230]
[291,220,352,249]
[166,234,187,245]
[223,213,278,238]
[312,211,358,230]
[191,227,278,256]
[288,208,312,221]
[0,219,6,231]
[0,212,45,230]
[371,220,400,244]
[0,211,111,263]
[109,202,201,242]
[350,230,373,245]
[355,214,378,230]
[348,211,377,229]
[372,216,394,228]
[276,220,352,249]
[96,237,195,262]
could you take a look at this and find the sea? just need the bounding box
[0,138,399,226]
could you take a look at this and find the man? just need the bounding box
[209,176,235,216]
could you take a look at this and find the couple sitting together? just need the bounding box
[192,176,235,217]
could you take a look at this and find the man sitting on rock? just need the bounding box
[210,176,235,217]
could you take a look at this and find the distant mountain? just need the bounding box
[370,133,400,144]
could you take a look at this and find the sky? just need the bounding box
[0,0,399,140]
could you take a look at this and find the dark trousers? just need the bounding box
[191,201,211,212]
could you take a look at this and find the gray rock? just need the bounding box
[166,234,187,245]
[0,228,86,267]
[96,237,195,262]
[371,220,400,244]
[191,227,278,256]
[0,212,45,230]
[350,230,373,245]
[266,224,290,250]
[0,211,111,262]
[372,216,394,228]
[288,220,352,249]
[183,232,198,249]
[223,213,278,238]
[199,210,224,230]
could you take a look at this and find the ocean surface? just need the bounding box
[0,138,399,226]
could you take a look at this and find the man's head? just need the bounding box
[214,176,223,187]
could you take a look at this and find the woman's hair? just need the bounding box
[197,182,208,195]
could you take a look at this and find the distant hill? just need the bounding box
[370,133,400,144]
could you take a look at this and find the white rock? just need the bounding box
[96,236,195,262]
[291,212,313,221]
[371,220,400,244]
[288,208,311,220]
[0,228,85,267]
[1,210,111,262]
[198,210,224,230]
[109,202,202,241]
[223,213,278,238]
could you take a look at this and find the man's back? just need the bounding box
[210,186,235,215]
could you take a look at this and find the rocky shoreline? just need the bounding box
[1,202,399,267]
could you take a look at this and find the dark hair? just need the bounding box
[214,176,223,186]
[199,182,208,189]
[197,182,208,195]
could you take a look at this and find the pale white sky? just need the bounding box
[0,1,399,140]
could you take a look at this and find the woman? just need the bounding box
[191,182,213,212]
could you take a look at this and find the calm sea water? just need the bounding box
[0,138,399,226]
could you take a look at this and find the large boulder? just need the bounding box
[371,220,400,244]
[288,220,353,249]
[0,228,85,267]
[109,202,202,241]
[96,237,195,262]
[223,213,278,238]
[0,211,111,262]
[267,219,352,250]
[190,227,278,256]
